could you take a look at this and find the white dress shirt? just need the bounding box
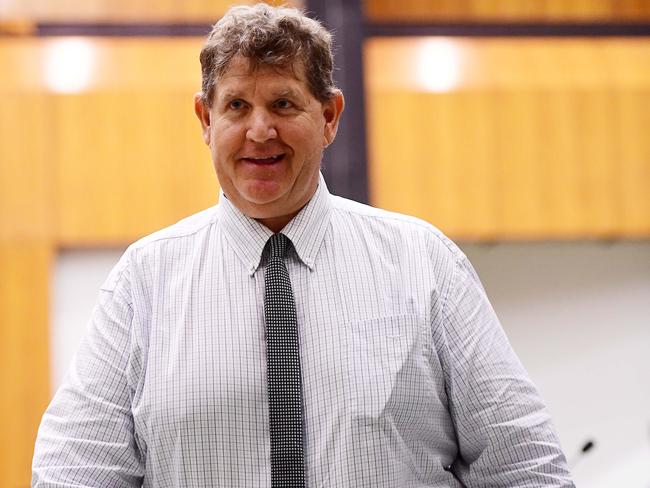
[33,175,574,487]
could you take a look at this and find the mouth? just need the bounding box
[241,154,286,165]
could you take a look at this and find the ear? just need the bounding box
[322,90,345,147]
[194,92,211,145]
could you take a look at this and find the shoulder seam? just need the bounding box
[130,208,219,250]
[331,203,461,258]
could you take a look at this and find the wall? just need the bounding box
[462,241,650,487]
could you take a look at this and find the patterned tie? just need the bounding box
[264,233,305,487]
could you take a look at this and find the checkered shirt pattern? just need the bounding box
[32,174,574,487]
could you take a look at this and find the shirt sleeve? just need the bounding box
[434,254,575,487]
[32,255,144,487]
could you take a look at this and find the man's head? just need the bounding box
[195,3,344,232]
[199,3,337,107]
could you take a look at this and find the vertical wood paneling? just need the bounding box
[492,90,546,237]
[0,93,54,241]
[617,89,650,236]
[1,38,224,240]
[0,245,51,488]
[366,38,650,239]
[577,89,619,236]
[453,91,497,238]
[53,91,218,245]
[40,38,220,245]
[537,89,584,237]
[368,90,499,238]
[0,90,53,486]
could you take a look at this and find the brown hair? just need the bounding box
[199,3,337,106]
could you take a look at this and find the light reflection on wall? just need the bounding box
[416,38,462,92]
[364,37,467,93]
[43,38,96,93]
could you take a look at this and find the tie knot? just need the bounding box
[266,233,290,260]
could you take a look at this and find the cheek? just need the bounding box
[209,125,240,158]
[287,119,325,154]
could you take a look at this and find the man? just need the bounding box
[33,4,574,487]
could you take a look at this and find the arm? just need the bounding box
[434,255,574,487]
[32,257,144,487]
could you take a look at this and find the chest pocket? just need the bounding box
[347,314,424,420]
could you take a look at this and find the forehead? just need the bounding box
[216,56,309,94]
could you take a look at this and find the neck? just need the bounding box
[254,180,320,233]
[257,212,298,233]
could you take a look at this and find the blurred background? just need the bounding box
[1,0,649,486]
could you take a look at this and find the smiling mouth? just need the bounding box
[241,154,285,165]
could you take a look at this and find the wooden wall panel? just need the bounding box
[536,89,585,237]
[54,90,218,245]
[0,93,54,241]
[1,38,219,245]
[0,0,302,23]
[491,90,546,236]
[617,89,650,236]
[0,245,51,488]
[0,81,53,486]
[365,0,650,22]
[366,38,650,239]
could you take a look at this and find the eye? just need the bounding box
[228,99,246,110]
[274,98,293,110]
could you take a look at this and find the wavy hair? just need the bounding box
[199,3,337,105]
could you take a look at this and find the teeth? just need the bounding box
[249,155,281,161]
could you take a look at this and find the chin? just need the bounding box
[240,180,288,204]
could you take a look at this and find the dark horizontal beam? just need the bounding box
[34,22,213,37]
[0,20,644,38]
[365,21,650,38]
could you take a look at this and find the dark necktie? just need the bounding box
[264,233,305,487]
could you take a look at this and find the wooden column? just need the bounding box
[0,90,54,487]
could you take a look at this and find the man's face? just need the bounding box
[195,56,344,231]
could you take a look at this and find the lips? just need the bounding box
[241,154,285,165]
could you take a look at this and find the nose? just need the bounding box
[246,108,277,143]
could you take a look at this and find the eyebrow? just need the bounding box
[218,88,303,101]
[218,90,242,101]
[274,89,299,98]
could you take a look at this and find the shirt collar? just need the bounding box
[217,173,332,276]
